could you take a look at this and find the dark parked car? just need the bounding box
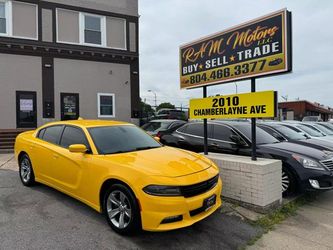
[141,119,186,136]
[258,122,333,151]
[162,121,333,196]
[154,109,187,120]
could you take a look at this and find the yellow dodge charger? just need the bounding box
[15,120,222,234]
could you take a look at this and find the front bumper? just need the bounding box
[299,170,333,191]
[139,178,222,231]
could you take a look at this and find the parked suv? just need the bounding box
[162,121,333,196]
[154,109,187,120]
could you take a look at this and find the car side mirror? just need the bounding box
[69,144,87,153]
[230,134,246,146]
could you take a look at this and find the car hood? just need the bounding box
[260,142,333,161]
[103,146,213,177]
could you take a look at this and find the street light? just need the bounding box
[148,90,157,108]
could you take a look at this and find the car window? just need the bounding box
[60,126,89,149]
[259,126,278,138]
[232,124,279,145]
[170,121,185,129]
[313,124,333,135]
[37,128,46,139]
[212,124,236,141]
[43,126,64,145]
[88,125,161,154]
[274,125,306,140]
[177,124,187,133]
[296,124,323,137]
[186,123,204,137]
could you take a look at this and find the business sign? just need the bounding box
[180,9,292,89]
[189,91,277,119]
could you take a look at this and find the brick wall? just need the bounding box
[207,153,282,212]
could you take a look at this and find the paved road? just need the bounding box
[249,191,333,250]
[0,155,261,250]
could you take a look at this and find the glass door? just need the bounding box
[61,93,79,120]
[16,91,37,128]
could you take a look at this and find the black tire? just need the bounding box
[103,183,141,235]
[19,154,36,187]
[282,166,296,197]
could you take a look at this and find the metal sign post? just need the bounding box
[203,86,208,155]
[251,78,257,161]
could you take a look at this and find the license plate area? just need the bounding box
[203,194,217,211]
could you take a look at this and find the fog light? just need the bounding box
[309,179,320,189]
[161,215,183,224]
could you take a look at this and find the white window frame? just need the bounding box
[56,8,80,45]
[97,93,115,118]
[0,0,12,37]
[80,12,106,47]
[0,0,38,40]
[56,8,126,50]
[106,16,127,50]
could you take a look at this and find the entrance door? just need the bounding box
[61,93,79,120]
[16,91,37,128]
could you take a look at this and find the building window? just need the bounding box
[0,2,6,34]
[80,13,106,46]
[98,93,115,118]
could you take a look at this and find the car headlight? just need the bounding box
[292,154,326,171]
[143,185,181,196]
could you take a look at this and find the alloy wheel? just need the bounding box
[20,157,31,183]
[282,170,290,192]
[106,190,132,229]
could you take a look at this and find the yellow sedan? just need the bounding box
[15,120,222,234]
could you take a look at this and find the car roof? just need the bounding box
[40,119,132,128]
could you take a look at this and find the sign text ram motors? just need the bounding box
[180,9,292,89]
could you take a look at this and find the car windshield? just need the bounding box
[296,124,324,137]
[89,125,161,154]
[314,124,333,135]
[233,124,279,145]
[274,125,307,140]
[141,122,170,132]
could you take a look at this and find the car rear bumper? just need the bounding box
[139,178,222,231]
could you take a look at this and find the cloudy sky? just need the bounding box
[138,0,333,109]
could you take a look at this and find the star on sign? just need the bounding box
[199,64,203,69]
[230,55,235,62]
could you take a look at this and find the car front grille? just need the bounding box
[180,174,219,198]
[320,159,333,171]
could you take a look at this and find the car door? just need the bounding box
[210,124,240,154]
[51,125,92,194]
[30,125,64,181]
[176,123,213,152]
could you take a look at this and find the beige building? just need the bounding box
[0,0,139,130]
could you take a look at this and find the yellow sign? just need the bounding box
[180,9,292,89]
[190,91,277,119]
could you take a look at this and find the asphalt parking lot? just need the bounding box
[0,155,262,250]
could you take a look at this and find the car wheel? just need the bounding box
[19,154,35,186]
[282,166,295,196]
[103,184,141,235]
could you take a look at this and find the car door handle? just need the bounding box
[210,143,219,147]
[53,154,59,159]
